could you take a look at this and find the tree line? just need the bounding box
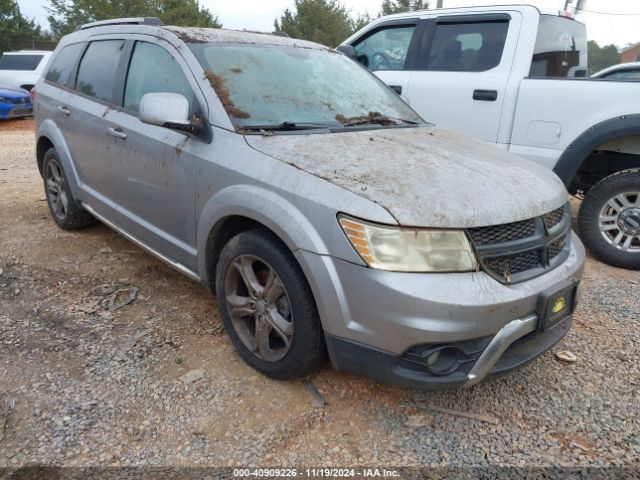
[0,0,626,73]
[1,0,426,53]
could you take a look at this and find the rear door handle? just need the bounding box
[107,127,127,140]
[473,89,498,101]
[57,106,70,115]
[389,85,403,95]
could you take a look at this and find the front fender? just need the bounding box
[196,184,330,286]
[37,119,85,203]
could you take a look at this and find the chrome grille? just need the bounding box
[468,203,571,284]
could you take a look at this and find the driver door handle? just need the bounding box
[57,106,70,115]
[107,127,127,140]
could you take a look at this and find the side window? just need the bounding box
[124,42,196,114]
[425,21,508,72]
[75,40,125,102]
[353,25,416,71]
[45,43,84,87]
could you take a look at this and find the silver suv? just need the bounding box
[35,18,585,389]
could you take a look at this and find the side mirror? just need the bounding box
[567,67,587,78]
[336,44,358,61]
[139,92,191,130]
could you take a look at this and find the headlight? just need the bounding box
[339,215,478,272]
[0,97,7,103]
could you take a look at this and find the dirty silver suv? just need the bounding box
[35,18,585,389]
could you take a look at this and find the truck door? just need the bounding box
[351,19,425,100]
[405,12,521,143]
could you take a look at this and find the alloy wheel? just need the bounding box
[224,254,294,362]
[46,158,69,221]
[598,192,640,252]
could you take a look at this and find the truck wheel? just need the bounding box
[578,169,640,269]
[215,229,326,379]
[43,148,95,230]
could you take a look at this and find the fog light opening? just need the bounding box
[425,347,461,376]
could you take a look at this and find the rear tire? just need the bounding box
[215,229,325,379]
[578,169,640,270]
[43,148,95,230]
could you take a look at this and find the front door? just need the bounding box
[104,39,208,271]
[351,20,424,101]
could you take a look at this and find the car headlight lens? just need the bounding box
[339,215,478,272]
[0,97,7,103]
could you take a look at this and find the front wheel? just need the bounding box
[578,169,640,269]
[215,229,326,379]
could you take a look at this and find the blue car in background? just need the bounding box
[0,87,33,120]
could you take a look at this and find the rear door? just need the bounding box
[405,12,521,143]
[351,19,425,98]
[61,38,128,217]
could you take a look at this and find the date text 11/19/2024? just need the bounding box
[233,468,401,477]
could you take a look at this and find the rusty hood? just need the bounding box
[245,126,568,228]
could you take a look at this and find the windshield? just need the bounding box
[190,43,423,130]
[529,15,587,77]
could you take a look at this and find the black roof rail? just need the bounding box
[75,17,163,31]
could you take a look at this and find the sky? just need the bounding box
[16,0,640,48]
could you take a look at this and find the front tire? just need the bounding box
[43,148,95,230]
[578,169,640,269]
[215,229,326,379]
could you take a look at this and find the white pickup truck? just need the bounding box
[341,4,640,270]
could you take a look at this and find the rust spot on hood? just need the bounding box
[204,70,250,120]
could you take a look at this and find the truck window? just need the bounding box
[353,25,416,71]
[424,21,508,72]
[75,40,125,102]
[45,43,84,87]
[123,42,196,114]
[0,54,44,71]
[530,15,587,77]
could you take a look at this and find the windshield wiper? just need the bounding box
[336,113,420,128]
[242,121,331,132]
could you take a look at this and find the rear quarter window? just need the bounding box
[45,43,84,87]
[0,54,45,71]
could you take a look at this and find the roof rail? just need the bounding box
[75,17,163,31]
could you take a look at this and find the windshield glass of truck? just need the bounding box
[0,54,44,71]
[529,15,587,77]
[190,43,423,129]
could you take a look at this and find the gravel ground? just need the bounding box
[0,119,639,474]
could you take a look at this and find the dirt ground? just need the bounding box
[0,118,638,473]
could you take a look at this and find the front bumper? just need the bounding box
[295,232,585,389]
[0,104,33,119]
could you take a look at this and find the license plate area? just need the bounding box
[536,280,578,331]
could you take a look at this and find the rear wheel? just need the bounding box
[578,169,640,269]
[215,229,325,379]
[43,148,95,230]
